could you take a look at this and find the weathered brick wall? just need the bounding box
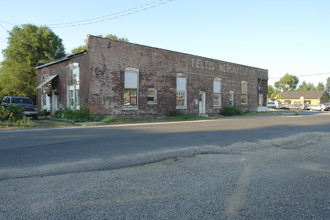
[36,54,89,111]
[87,35,268,116]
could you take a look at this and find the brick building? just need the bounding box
[36,35,268,116]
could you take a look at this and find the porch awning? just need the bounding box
[36,74,58,89]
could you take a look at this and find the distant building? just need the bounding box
[280,90,330,105]
[36,35,268,116]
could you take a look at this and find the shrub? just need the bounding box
[101,116,116,123]
[54,106,91,122]
[0,105,24,121]
[220,106,244,116]
[39,109,50,116]
[0,117,33,127]
[169,110,184,117]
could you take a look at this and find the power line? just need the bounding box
[0,20,18,26]
[49,0,174,28]
[269,72,330,80]
[0,23,10,32]
[298,72,330,77]
[0,24,9,43]
[48,0,172,27]
[0,0,174,29]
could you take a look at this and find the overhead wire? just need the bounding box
[0,24,9,42]
[0,0,174,29]
[0,23,10,32]
[47,0,172,27]
[49,0,173,28]
[269,72,330,80]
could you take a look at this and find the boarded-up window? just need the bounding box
[213,79,221,93]
[213,78,221,107]
[176,76,187,108]
[124,72,138,89]
[177,77,186,92]
[124,68,139,107]
[241,81,248,104]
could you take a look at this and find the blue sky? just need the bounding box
[0,0,329,86]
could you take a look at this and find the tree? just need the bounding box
[104,34,129,42]
[70,34,129,54]
[268,85,280,99]
[316,82,325,91]
[307,82,315,91]
[0,24,65,99]
[70,45,87,54]
[298,81,315,91]
[326,77,330,93]
[297,81,309,91]
[274,73,299,92]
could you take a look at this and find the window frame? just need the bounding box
[124,89,138,106]
[213,78,222,108]
[147,88,157,105]
[241,81,248,104]
[67,63,80,109]
[41,74,49,108]
[176,74,187,109]
[123,67,139,109]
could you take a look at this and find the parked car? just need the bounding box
[267,102,276,108]
[288,104,309,110]
[267,101,282,109]
[309,104,330,111]
[1,96,38,119]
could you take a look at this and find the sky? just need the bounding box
[0,0,329,86]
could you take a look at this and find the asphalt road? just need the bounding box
[0,113,330,219]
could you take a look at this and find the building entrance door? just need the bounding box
[199,91,206,115]
[229,91,234,106]
[52,93,58,114]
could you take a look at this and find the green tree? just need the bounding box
[297,81,309,91]
[70,34,129,54]
[298,81,315,91]
[316,82,325,91]
[268,85,280,99]
[0,24,65,98]
[70,45,87,54]
[326,77,330,93]
[274,73,299,92]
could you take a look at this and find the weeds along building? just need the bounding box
[36,35,268,116]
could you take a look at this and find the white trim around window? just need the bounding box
[123,68,139,110]
[213,78,221,108]
[241,81,248,104]
[176,74,187,109]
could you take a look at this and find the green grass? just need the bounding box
[0,118,34,128]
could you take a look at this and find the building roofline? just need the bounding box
[35,50,87,69]
[281,90,328,99]
[87,35,269,73]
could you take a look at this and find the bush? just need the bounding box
[220,106,244,116]
[101,116,116,123]
[169,110,184,117]
[0,117,33,127]
[0,105,24,121]
[54,106,91,122]
[39,109,50,116]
